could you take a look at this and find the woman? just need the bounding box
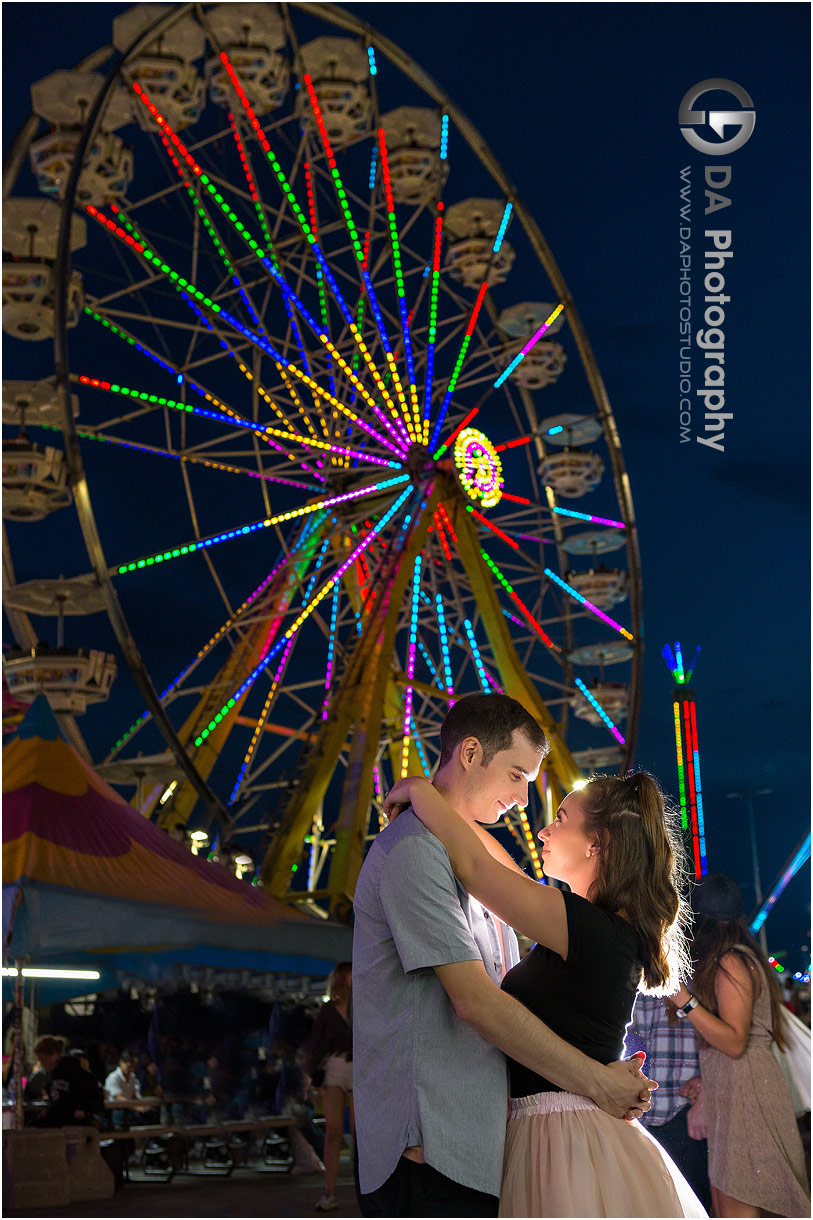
[309,961,354,1213]
[385,772,705,1218]
[671,873,809,1218]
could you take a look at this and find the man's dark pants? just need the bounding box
[646,1106,712,1212]
[359,1156,498,1218]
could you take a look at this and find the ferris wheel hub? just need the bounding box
[405,443,433,479]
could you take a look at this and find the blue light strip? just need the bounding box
[751,833,811,933]
[417,640,439,682]
[368,145,378,190]
[367,45,377,76]
[435,594,455,702]
[492,203,513,253]
[440,114,449,160]
[463,618,490,693]
[692,747,707,874]
[574,677,626,745]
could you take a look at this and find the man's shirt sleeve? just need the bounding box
[377,832,483,975]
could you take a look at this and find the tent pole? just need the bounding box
[12,961,24,1129]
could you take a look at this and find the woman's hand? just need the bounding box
[383,776,429,823]
[670,984,692,1008]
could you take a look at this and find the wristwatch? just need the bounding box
[675,994,699,1019]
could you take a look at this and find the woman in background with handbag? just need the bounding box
[308,962,353,1212]
[672,874,809,1218]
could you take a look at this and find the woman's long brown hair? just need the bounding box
[691,916,788,1051]
[581,772,691,992]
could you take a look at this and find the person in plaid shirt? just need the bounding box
[628,994,712,1211]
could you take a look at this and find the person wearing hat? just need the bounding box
[671,873,809,1218]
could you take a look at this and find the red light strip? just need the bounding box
[437,502,458,543]
[433,510,453,561]
[437,408,479,456]
[493,435,532,453]
[500,492,532,505]
[682,699,701,876]
[465,281,489,338]
[467,506,520,550]
[132,82,203,176]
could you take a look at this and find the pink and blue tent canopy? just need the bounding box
[3,696,351,978]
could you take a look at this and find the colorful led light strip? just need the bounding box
[37,420,319,492]
[574,678,626,745]
[378,127,421,436]
[430,281,490,454]
[439,114,449,160]
[465,505,518,549]
[432,510,453,561]
[417,640,439,683]
[321,585,341,721]
[543,568,634,640]
[492,203,513,253]
[551,507,626,529]
[517,806,543,880]
[435,594,455,704]
[682,698,701,877]
[229,635,295,803]
[423,202,445,440]
[463,618,492,693]
[481,551,558,651]
[493,303,566,389]
[75,376,401,470]
[302,74,364,260]
[672,701,689,830]
[751,834,811,934]
[113,475,408,574]
[433,405,479,460]
[493,435,531,453]
[401,555,423,776]
[193,487,413,744]
[367,45,377,76]
[689,700,707,874]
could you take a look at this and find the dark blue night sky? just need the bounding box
[3,3,810,968]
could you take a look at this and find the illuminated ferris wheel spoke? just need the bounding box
[400,554,422,777]
[573,678,626,746]
[543,568,634,641]
[376,127,421,438]
[111,473,409,576]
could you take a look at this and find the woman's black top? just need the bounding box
[307,1001,352,1075]
[501,888,644,1097]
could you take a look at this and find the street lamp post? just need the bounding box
[726,788,772,954]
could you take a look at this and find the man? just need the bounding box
[353,693,655,1217]
[27,1035,104,1127]
[104,1051,149,1130]
[628,994,712,1211]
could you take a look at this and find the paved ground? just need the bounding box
[7,1160,361,1218]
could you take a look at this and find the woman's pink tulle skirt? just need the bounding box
[499,1091,708,1218]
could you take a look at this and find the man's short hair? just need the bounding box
[438,693,548,768]
[33,1035,67,1059]
[119,1052,138,1066]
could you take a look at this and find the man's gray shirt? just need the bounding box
[353,810,518,1198]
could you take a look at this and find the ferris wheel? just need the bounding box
[2,2,642,919]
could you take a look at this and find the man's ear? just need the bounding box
[459,736,482,771]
